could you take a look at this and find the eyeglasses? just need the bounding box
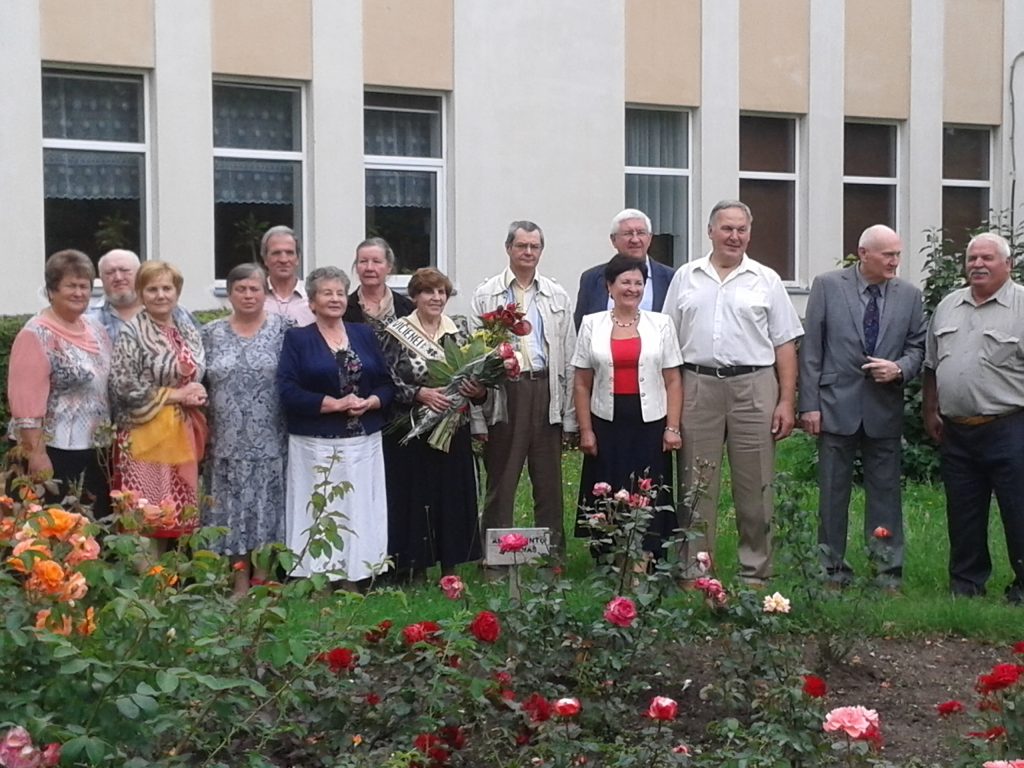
[617,229,650,239]
[512,243,543,252]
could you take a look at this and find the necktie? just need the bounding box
[864,283,881,356]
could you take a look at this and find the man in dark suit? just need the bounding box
[798,224,926,589]
[573,208,676,329]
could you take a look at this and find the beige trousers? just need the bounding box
[677,366,778,582]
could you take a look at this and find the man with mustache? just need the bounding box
[923,232,1024,605]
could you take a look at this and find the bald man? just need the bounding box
[798,225,925,589]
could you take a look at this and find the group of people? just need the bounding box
[8,201,1024,604]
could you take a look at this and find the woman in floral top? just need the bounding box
[8,250,112,516]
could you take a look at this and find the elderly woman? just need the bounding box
[380,268,486,581]
[277,266,395,590]
[573,254,684,555]
[8,250,113,516]
[201,264,290,595]
[342,237,414,330]
[110,261,207,519]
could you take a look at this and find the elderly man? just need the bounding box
[573,208,676,329]
[663,200,803,585]
[89,249,193,342]
[262,225,314,326]
[923,232,1024,605]
[472,220,577,560]
[799,225,925,589]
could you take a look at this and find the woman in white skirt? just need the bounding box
[277,266,395,591]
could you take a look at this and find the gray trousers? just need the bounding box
[817,429,904,580]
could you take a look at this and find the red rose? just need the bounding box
[967,726,1006,741]
[365,619,392,644]
[365,692,381,706]
[493,671,513,686]
[322,647,358,673]
[936,700,965,717]
[603,596,638,628]
[439,725,466,750]
[403,620,442,646]
[469,610,501,643]
[977,663,1023,694]
[872,526,892,539]
[511,319,533,336]
[413,733,450,765]
[802,674,828,698]
[522,692,552,722]
[553,697,581,718]
[646,696,678,721]
[860,723,884,749]
[497,341,516,360]
[1014,641,1024,654]
[637,476,654,491]
[499,534,529,554]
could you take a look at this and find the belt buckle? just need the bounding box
[715,366,727,379]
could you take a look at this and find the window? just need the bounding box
[942,126,992,254]
[213,82,303,278]
[843,122,898,260]
[739,115,797,280]
[42,70,147,264]
[624,108,689,266]
[364,92,444,276]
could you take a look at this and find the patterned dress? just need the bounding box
[110,311,206,514]
[201,314,289,555]
[380,314,482,572]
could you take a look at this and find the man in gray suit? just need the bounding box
[798,224,926,588]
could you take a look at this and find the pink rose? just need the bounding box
[647,696,678,721]
[613,489,630,502]
[696,551,713,573]
[983,762,1024,768]
[499,533,529,554]
[439,574,465,600]
[592,482,612,498]
[637,477,654,491]
[603,596,637,628]
[872,526,892,539]
[496,341,516,360]
[553,697,581,717]
[823,706,880,740]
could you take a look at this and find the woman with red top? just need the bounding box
[572,253,683,555]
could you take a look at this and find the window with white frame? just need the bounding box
[843,122,898,260]
[942,125,992,254]
[42,70,147,265]
[739,115,797,280]
[624,108,689,266]
[364,92,444,276]
[213,82,303,278]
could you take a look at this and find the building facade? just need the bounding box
[1,0,1021,315]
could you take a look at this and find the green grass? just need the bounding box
[312,435,1022,642]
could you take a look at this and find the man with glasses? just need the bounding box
[573,208,676,329]
[471,221,577,566]
[90,249,195,342]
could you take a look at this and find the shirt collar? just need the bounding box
[960,278,1016,307]
[503,267,550,295]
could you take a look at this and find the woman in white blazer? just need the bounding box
[572,254,684,557]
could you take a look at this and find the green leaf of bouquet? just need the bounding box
[156,669,180,693]
[115,696,140,719]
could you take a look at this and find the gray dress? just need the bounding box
[201,314,289,555]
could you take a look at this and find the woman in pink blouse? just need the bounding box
[8,250,113,516]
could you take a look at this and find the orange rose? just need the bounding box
[35,608,73,636]
[8,539,53,574]
[37,507,86,540]
[65,534,101,566]
[0,495,14,510]
[27,559,66,596]
[77,606,97,636]
[0,516,15,542]
[59,571,88,602]
[147,564,180,588]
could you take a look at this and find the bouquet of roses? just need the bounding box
[398,303,531,453]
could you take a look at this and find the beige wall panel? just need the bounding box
[363,0,453,90]
[40,0,154,67]
[944,0,1003,125]
[212,0,311,79]
[845,0,910,119]
[625,0,700,106]
[739,0,808,113]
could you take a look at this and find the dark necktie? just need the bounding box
[864,283,881,356]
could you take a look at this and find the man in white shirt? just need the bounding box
[471,220,577,560]
[262,225,314,326]
[662,200,803,585]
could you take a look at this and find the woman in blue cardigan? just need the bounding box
[277,266,395,591]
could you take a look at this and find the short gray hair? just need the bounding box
[611,209,652,235]
[505,220,545,248]
[305,266,350,298]
[226,263,267,293]
[707,200,753,228]
[260,225,300,259]
[98,248,140,273]
[354,237,396,269]
[967,232,1012,261]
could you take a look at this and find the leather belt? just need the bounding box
[946,409,1022,427]
[683,363,768,379]
[519,369,548,380]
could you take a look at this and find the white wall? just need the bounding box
[447,0,626,315]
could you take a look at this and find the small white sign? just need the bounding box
[484,527,550,565]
